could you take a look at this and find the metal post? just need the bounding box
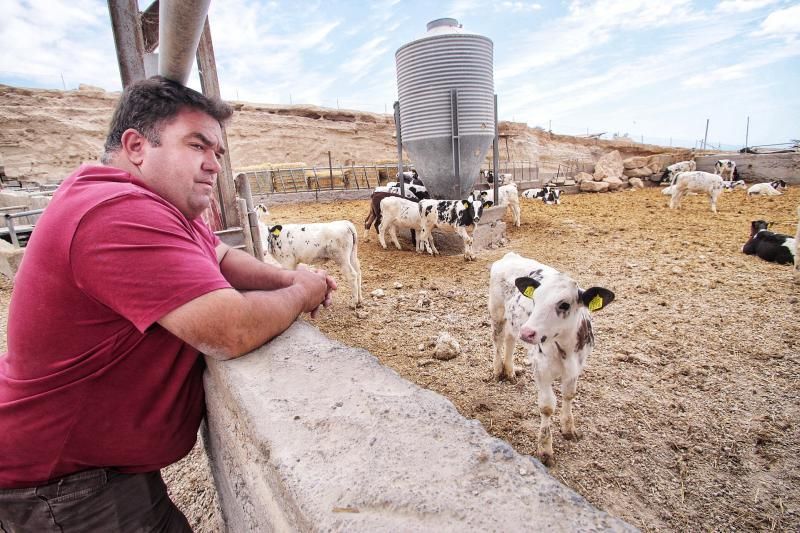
[702,119,709,151]
[235,173,263,259]
[393,101,405,198]
[450,89,460,195]
[744,116,750,150]
[107,0,147,87]
[328,151,334,190]
[493,94,499,201]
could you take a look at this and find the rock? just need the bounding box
[592,150,624,182]
[393,282,403,289]
[671,266,683,275]
[622,156,648,169]
[370,288,385,298]
[604,176,623,191]
[355,310,369,319]
[628,177,644,189]
[433,332,461,360]
[622,167,653,178]
[580,180,610,193]
[574,171,593,184]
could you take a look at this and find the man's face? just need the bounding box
[137,108,225,220]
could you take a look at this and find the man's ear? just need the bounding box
[514,276,541,299]
[580,287,615,312]
[119,128,148,165]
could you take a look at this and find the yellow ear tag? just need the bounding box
[523,286,535,299]
[270,228,282,236]
[588,295,603,312]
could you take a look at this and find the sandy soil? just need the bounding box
[262,186,800,531]
[2,186,798,531]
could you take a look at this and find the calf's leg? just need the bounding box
[534,366,557,466]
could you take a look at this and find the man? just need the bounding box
[0,76,335,531]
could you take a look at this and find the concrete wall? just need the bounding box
[696,153,800,184]
[203,321,635,532]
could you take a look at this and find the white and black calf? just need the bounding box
[714,159,738,181]
[418,194,493,261]
[364,191,419,244]
[747,180,786,197]
[669,171,724,213]
[374,182,430,201]
[659,160,696,183]
[264,221,363,308]
[377,196,432,253]
[522,186,562,205]
[722,179,746,191]
[741,220,796,265]
[488,252,614,466]
[476,183,521,227]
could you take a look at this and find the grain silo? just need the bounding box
[395,18,494,199]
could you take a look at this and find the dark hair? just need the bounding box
[101,76,233,163]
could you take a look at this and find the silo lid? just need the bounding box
[426,18,463,34]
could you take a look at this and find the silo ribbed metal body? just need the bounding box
[395,19,494,199]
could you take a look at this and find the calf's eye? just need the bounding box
[558,302,570,311]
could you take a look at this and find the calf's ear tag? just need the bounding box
[588,295,603,312]
[270,227,282,236]
[462,200,470,208]
[522,286,535,299]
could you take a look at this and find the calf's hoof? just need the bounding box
[537,451,555,467]
[562,429,582,441]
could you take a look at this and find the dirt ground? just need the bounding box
[266,186,800,531]
[2,186,798,531]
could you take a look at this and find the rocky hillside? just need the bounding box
[0,84,694,183]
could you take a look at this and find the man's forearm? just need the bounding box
[219,246,294,290]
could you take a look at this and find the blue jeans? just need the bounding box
[0,469,191,532]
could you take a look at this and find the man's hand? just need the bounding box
[292,266,333,318]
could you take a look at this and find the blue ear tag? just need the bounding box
[588,295,603,312]
[523,286,535,299]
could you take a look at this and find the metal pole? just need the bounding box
[493,94,499,201]
[393,101,405,198]
[744,116,750,150]
[702,119,709,151]
[328,151,334,190]
[107,0,147,88]
[451,89,460,197]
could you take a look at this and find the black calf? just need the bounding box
[741,220,795,265]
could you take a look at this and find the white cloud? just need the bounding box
[752,3,800,38]
[497,1,543,12]
[715,0,779,14]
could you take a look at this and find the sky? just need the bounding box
[1,0,798,150]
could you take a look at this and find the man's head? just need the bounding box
[102,76,234,219]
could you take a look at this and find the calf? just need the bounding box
[522,186,562,205]
[741,220,796,265]
[488,252,614,465]
[395,169,423,185]
[714,159,738,181]
[374,182,430,201]
[476,183,521,227]
[377,196,432,253]
[795,207,800,280]
[363,191,418,243]
[418,194,492,260]
[747,180,786,197]
[669,171,724,213]
[659,160,696,183]
[264,220,363,308]
[722,179,746,191]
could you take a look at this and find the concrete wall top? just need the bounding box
[695,153,800,184]
[203,321,635,532]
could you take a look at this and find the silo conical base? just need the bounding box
[404,133,494,199]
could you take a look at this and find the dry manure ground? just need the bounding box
[2,186,798,531]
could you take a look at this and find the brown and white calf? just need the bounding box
[488,252,614,465]
[264,220,363,308]
[669,171,724,213]
[418,194,493,261]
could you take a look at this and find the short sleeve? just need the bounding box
[70,193,232,332]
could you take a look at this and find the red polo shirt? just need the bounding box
[0,165,231,488]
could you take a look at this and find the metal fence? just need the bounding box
[240,160,542,195]
[238,163,416,195]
